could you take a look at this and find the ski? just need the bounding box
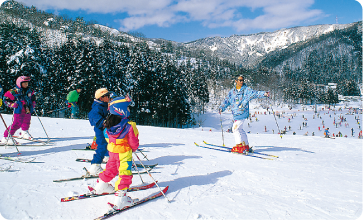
[322,136,336,139]
[0,154,37,163]
[53,167,155,182]
[203,141,279,158]
[75,158,158,168]
[194,142,274,160]
[12,136,51,145]
[94,186,169,220]
[0,143,50,147]
[61,182,157,202]
[72,143,96,151]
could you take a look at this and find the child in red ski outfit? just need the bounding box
[93,96,139,210]
[1,76,36,144]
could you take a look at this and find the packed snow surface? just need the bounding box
[0,102,362,220]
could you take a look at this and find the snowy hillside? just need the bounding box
[185,23,355,66]
[0,101,362,220]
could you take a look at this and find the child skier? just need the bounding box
[1,76,36,144]
[93,96,139,210]
[88,88,111,175]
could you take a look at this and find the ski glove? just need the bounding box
[9,102,19,108]
[0,99,2,107]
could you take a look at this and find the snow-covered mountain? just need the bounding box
[183,23,356,66]
[0,0,359,69]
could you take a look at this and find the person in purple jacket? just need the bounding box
[1,76,36,144]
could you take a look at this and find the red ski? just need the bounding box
[61,182,156,202]
[94,186,169,220]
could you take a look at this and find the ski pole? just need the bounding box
[132,157,145,184]
[133,152,171,203]
[270,105,282,139]
[137,148,149,161]
[34,110,50,143]
[219,111,225,146]
[0,112,21,154]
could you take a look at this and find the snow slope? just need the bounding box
[0,102,362,220]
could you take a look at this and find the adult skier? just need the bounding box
[93,96,139,210]
[87,91,118,150]
[1,76,36,144]
[88,88,110,175]
[219,75,269,153]
[66,86,82,119]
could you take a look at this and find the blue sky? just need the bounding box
[10,0,363,42]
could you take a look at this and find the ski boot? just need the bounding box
[241,142,250,155]
[111,190,139,210]
[231,144,242,153]
[93,179,114,194]
[89,164,103,175]
[19,130,33,140]
[1,137,18,146]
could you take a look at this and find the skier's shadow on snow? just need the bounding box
[160,170,233,201]
[140,143,184,148]
[41,136,94,142]
[253,146,314,154]
[4,143,92,157]
[146,155,202,166]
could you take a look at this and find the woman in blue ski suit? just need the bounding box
[219,75,269,153]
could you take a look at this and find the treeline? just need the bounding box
[0,21,223,128]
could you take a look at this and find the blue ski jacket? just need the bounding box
[219,84,266,121]
[88,99,108,129]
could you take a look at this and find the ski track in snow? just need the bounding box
[0,102,362,220]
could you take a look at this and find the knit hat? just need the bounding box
[95,88,110,99]
[108,96,132,118]
[16,76,31,88]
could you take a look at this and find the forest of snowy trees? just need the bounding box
[0,0,361,128]
[0,1,240,128]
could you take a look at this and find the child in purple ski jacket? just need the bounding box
[1,76,36,144]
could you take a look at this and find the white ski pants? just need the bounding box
[232,119,249,146]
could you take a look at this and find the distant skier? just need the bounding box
[324,128,330,138]
[93,96,139,210]
[88,88,111,175]
[219,75,269,154]
[66,86,82,119]
[1,76,36,144]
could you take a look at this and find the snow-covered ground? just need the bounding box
[0,101,362,220]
